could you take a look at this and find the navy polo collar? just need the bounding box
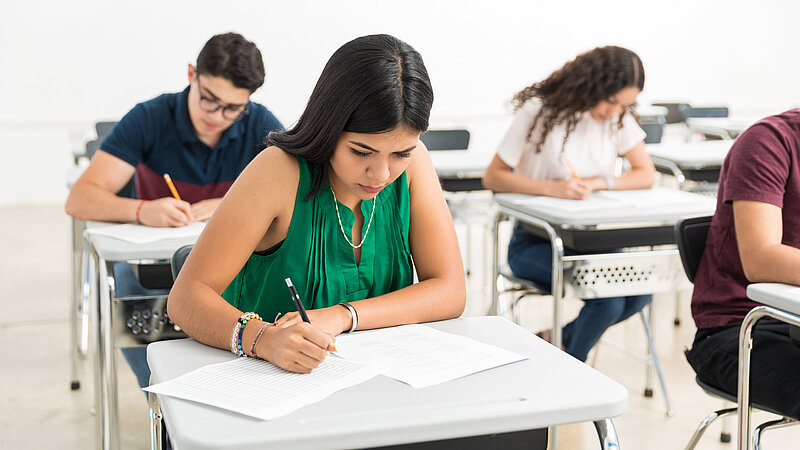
[174,86,247,149]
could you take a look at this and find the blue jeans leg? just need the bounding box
[507,222,653,362]
[112,262,169,391]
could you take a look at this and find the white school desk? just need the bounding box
[147,316,628,450]
[646,140,733,187]
[490,189,716,411]
[686,117,756,140]
[739,283,800,449]
[85,222,202,450]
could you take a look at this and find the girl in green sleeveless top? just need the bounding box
[168,34,466,374]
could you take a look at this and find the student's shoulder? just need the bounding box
[121,91,179,124]
[247,101,284,130]
[249,146,300,184]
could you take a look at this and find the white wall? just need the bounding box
[2,0,799,206]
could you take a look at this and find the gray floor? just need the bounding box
[1,205,798,449]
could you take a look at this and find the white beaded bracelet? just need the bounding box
[339,302,358,333]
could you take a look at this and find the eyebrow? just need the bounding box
[349,141,417,153]
[199,84,246,108]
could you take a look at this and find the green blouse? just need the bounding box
[222,156,414,320]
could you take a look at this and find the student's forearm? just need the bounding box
[347,276,466,331]
[742,244,800,286]
[483,170,552,195]
[65,182,140,222]
[167,280,250,351]
[611,166,655,190]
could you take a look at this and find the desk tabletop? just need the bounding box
[746,283,800,315]
[85,221,201,262]
[148,316,628,450]
[686,117,757,136]
[646,140,733,167]
[495,188,716,227]
[430,149,493,179]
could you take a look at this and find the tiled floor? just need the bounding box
[1,205,798,449]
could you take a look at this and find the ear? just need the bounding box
[187,64,196,84]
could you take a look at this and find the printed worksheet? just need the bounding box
[335,324,528,388]
[144,355,380,420]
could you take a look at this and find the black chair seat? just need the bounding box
[695,376,787,417]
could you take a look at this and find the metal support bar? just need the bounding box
[737,306,800,450]
[594,418,621,449]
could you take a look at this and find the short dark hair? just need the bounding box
[196,32,265,92]
[268,34,434,199]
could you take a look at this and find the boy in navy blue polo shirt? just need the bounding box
[66,32,282,226]
[65,32,283,389]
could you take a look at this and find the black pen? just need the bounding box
[284,278,337,353]
[284,278,310,323]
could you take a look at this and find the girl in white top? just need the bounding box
[483,46,657,362]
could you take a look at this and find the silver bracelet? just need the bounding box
[604,176,615,191]
[339,302,358,333]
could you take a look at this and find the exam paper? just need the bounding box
[84,222,206,244]
[334,324,528,388]
[510,187,710,212]
[144,355,380,420]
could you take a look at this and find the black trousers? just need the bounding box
[685,320,800,420]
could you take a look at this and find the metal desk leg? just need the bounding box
[94,252,120,449]
[149,383,166,450]
[70,219,90,390]
[594,418,621,449]
[490,211,503,316]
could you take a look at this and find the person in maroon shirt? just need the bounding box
[686,109,800,420]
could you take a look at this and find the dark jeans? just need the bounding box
[507,222,652,362]
[113,261,170,390]
[685,320,800,420]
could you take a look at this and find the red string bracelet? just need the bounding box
[135,200,146,224]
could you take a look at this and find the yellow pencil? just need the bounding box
[163,173,182,200]
[563,156,582,180]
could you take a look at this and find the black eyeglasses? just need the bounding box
[195,75,250,121]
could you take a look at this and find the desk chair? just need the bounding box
[675,216,799,449]
[641,116,666,144]
[680,106,730,141]
[70,121,122,390]
[497,261,673,416]
[148,244,194,449]
[652,102,691,124]
[680,106,729,122]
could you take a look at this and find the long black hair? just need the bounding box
[513,46,644,153]
[267,34,434,199]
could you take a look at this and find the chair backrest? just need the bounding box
[680,106,729,122]
[95,121,117,138]
[652,102,691,124]
[84,121,135,198]
[171,244,194,280]
[641,116,666,144]
[420,129,470,151]
[675,215,713,282]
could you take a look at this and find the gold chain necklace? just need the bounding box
[331,186,376,249]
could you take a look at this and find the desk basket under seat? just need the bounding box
[561,249,681,299]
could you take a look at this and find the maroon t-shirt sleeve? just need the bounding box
[722,121,790,208]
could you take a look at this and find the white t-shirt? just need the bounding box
[496,99,646,180]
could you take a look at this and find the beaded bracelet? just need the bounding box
[249,322,271,357]
[230,312,261,356]
[249,313,282,358]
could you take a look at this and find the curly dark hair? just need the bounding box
[512,46,645,153]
